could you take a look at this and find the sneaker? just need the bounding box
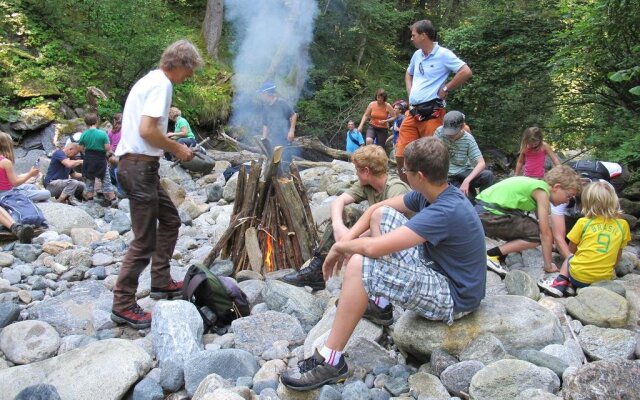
[111,303,152,329]
[150,280,183,299]
[280,349,348,391]
[538,275,570,298]
[486,256,507,277]
[281,253,325,290]
[11,224,34,244]
[363,299,394,326]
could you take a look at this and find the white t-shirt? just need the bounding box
[116,69,172,157]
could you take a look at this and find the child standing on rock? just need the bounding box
[79,113,116,206]
[514,127,561,178]
[538,181,631,297]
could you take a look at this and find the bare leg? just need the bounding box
[499,240,539,254]
[0,207,15,229]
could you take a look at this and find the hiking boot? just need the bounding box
[11,224,34,244]
[538,275,571,298]
[150,280,183,299]
[281,253,325,290]
[111,303,152,329]
[335,298,394,326]
[486,256,508,278]
[280,349,348,391]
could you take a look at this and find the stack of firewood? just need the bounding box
[203,146,318,274]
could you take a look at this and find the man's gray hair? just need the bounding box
[159,39,204,71]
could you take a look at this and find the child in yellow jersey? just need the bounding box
[538,181,630,297]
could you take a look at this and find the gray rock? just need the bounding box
[28,280,114,336]
[469,359,560,400]
[369,388,391,400]
[59,266,89,282]
[210,259,234,276]
[13,244,42,263]
[590,280,626,297]
[231,310,305,356]
[92,253,114,266]
[261,340,290,360]
[540,343,584,368]
[566,287,630,328]
[0,252,14,267]
[190,373,232,400]
[459,333,508,365]
[0,320,60,364]
[133,377,164,400]
[0,303,20,328]
[86,266,107,280]
[222,172,239,202]
[238,279,265,306]
[346,337,396,373]
[184,349,259,395]
[577,324,636,360]
[342,380,371,399]
[504,270,540,300]
[252,359,286,394]
[515,388,562,400]
[615,251,637,276]
[55,248,93,268]
[407,372,449,399]
[521,349,569,377]
[262,280,324,331]
[385,375,410,396]
[440,360,484,397]
[562,359,640,400]
[14,384,61,400]
[152,300,203,370]
[393,296,564,361]
[13,264,34,278]
[206,183,224,203]
[0,339,152,400]
[57,335,98,354]
[37,202,96,235]
[110,209,132,234]
[429,348,458,377]
[2,268,21,284]
[317,385,342,399]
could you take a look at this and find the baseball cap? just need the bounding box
[442,111,465,136]
[257,81,276,94]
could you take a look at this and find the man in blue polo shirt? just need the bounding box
[396,19,472,184]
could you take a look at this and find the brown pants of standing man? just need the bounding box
[112,155,181,312]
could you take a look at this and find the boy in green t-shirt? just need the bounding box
[78,112,116,205]
[475,165,582,274]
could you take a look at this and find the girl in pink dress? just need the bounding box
[515,127,561,178]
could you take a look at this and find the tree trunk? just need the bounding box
[203,0,224,60]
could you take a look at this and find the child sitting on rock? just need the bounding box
[0,131,50,202]
[78,113,116,206]
[538,181,631,297]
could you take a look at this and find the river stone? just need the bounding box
[0,252,14,267]
[469,359,560,400]
[440,360,484,397]
[0,320,60,364]
[520,349,569,377]
[615,251,637,276]
[252,359,286,394]
[92,253,114,266]
[54,247,92,268]
[13,244,42,263]
[14,383,62,400]
[231,310,305,356]
[206,183,224,203]
[0,338,152,400]
[191,373,232,400]
[262,280,324,331]
[57,335,98,354]
[619,198,640,217]
[28,280,113,336]
[159,359,185,392]
[110,209,132,234]
[238,279,265,305]
[160,178,186,207]
[37,202,96,235]
[459,333,508,365]
[0,302,20,328]
[345,337,396,373]
[539,343,584,369]
[42,241,73,255]
[11,105,55,131]
[515,388,562,400]
[565,286,629,328]
[564,360,640,400]
[429,348,458,377]
[184,349,259,395]
[152,300,203,370]
[577,324,636,360]
[407,372,449,399]
[222,172,239,202]
[70,227,103,247]
[2,267,21,284]
[504,271,540,300]
[304,304,383,358]
[590,280,626,297]
[393,296,564,360]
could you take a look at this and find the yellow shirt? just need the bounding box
[567,216,631,284]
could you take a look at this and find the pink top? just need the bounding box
[0,156,12,190]
[108,130,121,152]
[523,147,546,178]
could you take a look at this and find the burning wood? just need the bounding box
[202,145,318,275]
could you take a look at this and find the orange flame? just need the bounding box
[264,236,273,272]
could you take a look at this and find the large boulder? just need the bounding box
[565,286,630,328]
[262,280,324,332]
[577,325,637,360]
[37,202,96,235]
[562,360,640,400]
[11,104,55,131]
[152,300,204,370]
[393,295,564,360]
[0,320,60,364]
[27,280,114,336]
[0,338,152,400]
[469,359,560,400]
[231,311,305,356]
[183,349,259,395]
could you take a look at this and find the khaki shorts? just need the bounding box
[479,211,540,243]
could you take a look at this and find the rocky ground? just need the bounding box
[0,154,639,400]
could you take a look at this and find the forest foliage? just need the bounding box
[0,0,638,177]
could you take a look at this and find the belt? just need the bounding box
[120,153,160,162]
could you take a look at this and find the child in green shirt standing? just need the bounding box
[79,113,116,206]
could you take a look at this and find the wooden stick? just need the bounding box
[290,163,319,245]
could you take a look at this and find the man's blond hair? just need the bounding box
[351,145,388,176]
[544,165,582,192]
[159,39,203,71]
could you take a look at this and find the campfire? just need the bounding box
[203,146,318,275]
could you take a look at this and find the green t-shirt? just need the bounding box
[476,176,549,215]
[175,116,195,139]
[345,175,410,206]
[79,128,110,152]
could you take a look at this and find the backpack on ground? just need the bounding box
[0,192,47,227]
[182,262,250,329]
[567,160,626,193]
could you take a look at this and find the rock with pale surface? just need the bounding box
[152,300,204,370]
[562,359,640,400]
[565,286,629,328]
[0,320,60,365]
[577,324,637,360]
[37,202,96,235]
[469,359,560,400]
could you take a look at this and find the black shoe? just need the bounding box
[362,299,394,326]
[281,254,326,290]
[280,349,348,391]
[11,224,34,244]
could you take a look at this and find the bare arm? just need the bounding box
[515,151,525,176]
[1,159,38,186]
[550,214,571,258]
[532,189,556,272]
[61,158,83,168]
[358,103,373,133]
[169,126,188,138]
[287,113,298,142]
[330,193,356,242]
[437,64,472,99]
[459,157,486,196]
[103,143,111,153]
[139,116,193,161]
[405,72,413,97]
[543,143,561,166]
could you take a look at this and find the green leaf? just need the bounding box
[608,71,629,82]
[629,86,640,96]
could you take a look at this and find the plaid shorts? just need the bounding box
[361,206,456,324]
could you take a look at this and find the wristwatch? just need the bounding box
[442,85,449,93]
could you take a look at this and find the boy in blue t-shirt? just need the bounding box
[345,120,365,154]
[282,137,487,391]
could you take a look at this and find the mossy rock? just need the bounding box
[10,104,56,131]
[16,78,61,98]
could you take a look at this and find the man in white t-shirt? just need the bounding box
[111,40,203,329]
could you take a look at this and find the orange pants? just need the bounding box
[395,110,445,157]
